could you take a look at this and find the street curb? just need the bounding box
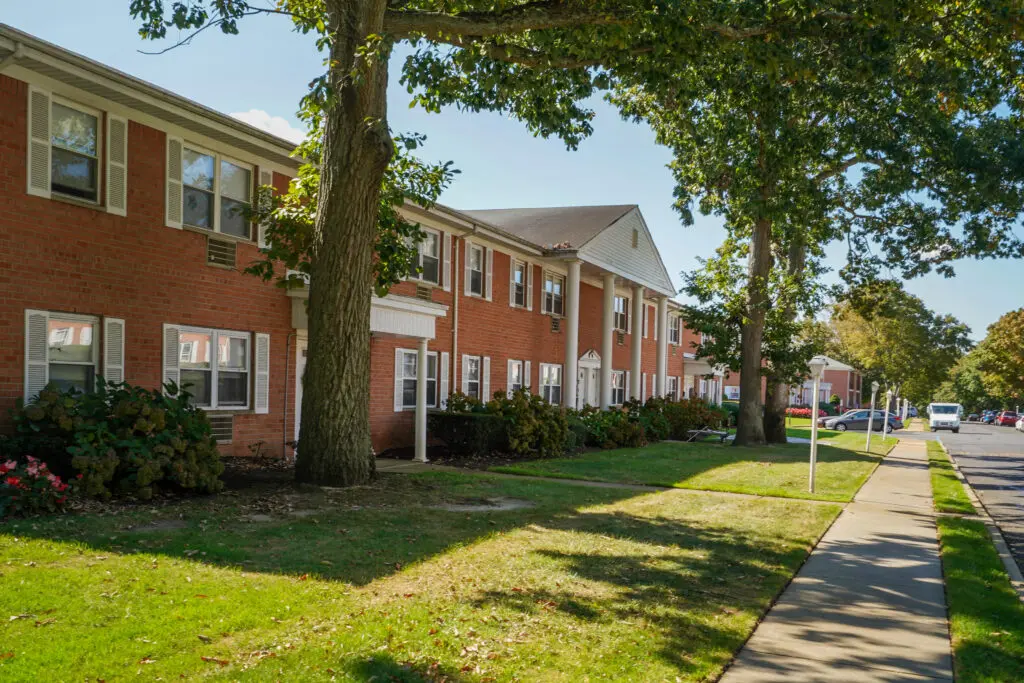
[938,438,1024,601]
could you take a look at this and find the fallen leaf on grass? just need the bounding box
[200,656,230,667]
[197,635,212,644]
[0,653,13,660]
[194,594,209,599]
[34,618,56,627]
[8,614,33,621]
[139,657,156,665]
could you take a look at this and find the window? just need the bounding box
[512,261,527,307]
[47,314,98,393]
[468,244,484,296]
[508,360,523,394]
[182,146,253,239]
[669,316,681,345]
[398,349,438,409]
[178,327,250,409]
[611,370,626,406]
[667,376,679,399]
[417,229,440,284]
[540,363,562,405]
[464,355,481,399]
[614,296,629,332]
[543,273,564,316]
[51,100,99,202]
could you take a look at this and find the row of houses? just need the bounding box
[0,25,861,461]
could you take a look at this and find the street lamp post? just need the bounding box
[883,389,894,441]
[865,381,881,452]
[808,356,828,493]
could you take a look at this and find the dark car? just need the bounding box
[996,411,1019,427]
[982,411,998,424]
[967,413,980,422]
[820,409,902,433]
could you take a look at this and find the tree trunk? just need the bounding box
[295,0,393,486]
[733,216,773,446]
[765,236,807,444]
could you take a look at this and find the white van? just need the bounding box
[927,403,962,433]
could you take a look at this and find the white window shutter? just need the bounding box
[257,168,274,248]
[461,355,470,395]
[165,135,183,229]
[509,259,516,307]
[642,373,647,402]
[162,324,180,394]
[627,300,632,334]
[524,360,532,389]
[653,307,658,341]
[526,262,534,311]
[442,233,452,291]
[26,87,51,199]
[643,306,649,339]
[106,114,128,216]
[463,240,472,296]
[254,333,270,414]
[485,248,494,301]
[102,317,125,384]
[393,348,405,412]
[24,309,49,402]
[625,371,631,401]
[507,359,516,396]
[482,356,491,401]
[439,352,450,408]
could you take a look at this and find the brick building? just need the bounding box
[0,25,723,462]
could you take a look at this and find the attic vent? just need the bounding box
[550,317,561,333]
[616,331,626,346]
[207,236,236,268]
[416,284,432,301]
[632,228,639,248]
[208,414,234,443]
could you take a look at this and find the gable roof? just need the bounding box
[461,205,635,249]
[821,356,858,372]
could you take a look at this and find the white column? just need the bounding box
[600,272,616,410]
[655,297,668,397]
[414,337,429,463]
[564,260,582,410]
[630,285,644,400]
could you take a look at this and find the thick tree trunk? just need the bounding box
[765,236,807,444]
[733,216,774,446]
[295,0,393,486]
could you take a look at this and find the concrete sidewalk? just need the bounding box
[721,439,952,682]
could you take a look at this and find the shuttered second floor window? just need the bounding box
[543,274,564,316]
[182,146,253,239]
[50,101,100,202]
[417,229,441,284]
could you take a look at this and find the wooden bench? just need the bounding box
[685,428,731,444]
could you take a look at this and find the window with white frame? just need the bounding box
[182,146,253,239]
[468,244,484,296]
[543,273,564,316]
[511,261,527,307]
[540,363,562,405]
[47,313,99,393]
[611,370,626,405]
[50,100,100,202]
[463,355,481,399]
[508,360,523,394]
[669,316,681,345]
[417,229,441,284]
[614,296,629,332]
[398,349,438,409]
[178,327,250,408]
[666,376,679,399]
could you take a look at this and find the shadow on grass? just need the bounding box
[345,654,471,682]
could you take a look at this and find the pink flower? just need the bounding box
[3,460,16,471]
[5,476,20,487]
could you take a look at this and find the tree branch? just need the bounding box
[384,1,627,40]
[441,36,656,69]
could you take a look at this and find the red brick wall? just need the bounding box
[0,73,294,457]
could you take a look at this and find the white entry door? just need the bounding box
[294,338,308,445]
[585,368,599,407]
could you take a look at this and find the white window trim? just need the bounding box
[539,362,563,405]
[669,316,682,345]
[47,311,100,370]
[50,95,103,205]
[611,370,626,406]
[181,142,255,240]
[467,243,485,297]
[416,226,442,285]
[510,259,529,308]
[613,296,629,333]
[507,359,524,396]
[398,348,439,411]
[462,354,482,399]
[177,325,252,410]
[542,272,566,317]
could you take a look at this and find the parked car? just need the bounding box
[995,411,1019,427]
[1016,416,1024,433]
[908,406,918,418]
[982,411,998,424]
[820,409,902,433]
[967,413,980,422]
[928,402,962,433]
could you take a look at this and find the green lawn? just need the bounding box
[937,517,1024,682]
[927,440,977,515]
[493,432,896,503]
[0,471,839,681]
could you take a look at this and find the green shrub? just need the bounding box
[818,401,839,416]
[9,381,224,500]
[487,389,568,459]
[427,411,506,457]
[721,401,740,427]
[662,398,728,440]
[577,407,646,449]
[564,413,589,453]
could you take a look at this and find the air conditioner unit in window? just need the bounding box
[550,317,561,333]
[416,284,432,301]
[207,236,236,268]
[616,331,626,345]
[208,414,234,444]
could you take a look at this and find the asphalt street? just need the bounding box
[937,421,1024,570]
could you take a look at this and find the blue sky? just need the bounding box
[7,4,1021,340]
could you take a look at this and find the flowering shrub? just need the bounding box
[0,456,71,518]
[785,407,827,418]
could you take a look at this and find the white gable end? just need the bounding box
[578,208,676,296]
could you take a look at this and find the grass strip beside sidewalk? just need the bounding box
[926,440,976,515]
[937,517,1024,682]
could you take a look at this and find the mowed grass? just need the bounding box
[0,471,839,682]
[494,430,896,503]
[937,517,1024,682]
[927,440,977,515]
